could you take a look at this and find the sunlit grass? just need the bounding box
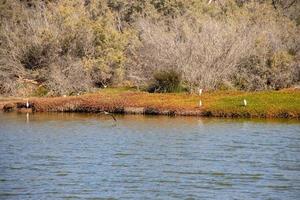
[6,88,299,118]
[82,88,300,117]
[202,90,300,117]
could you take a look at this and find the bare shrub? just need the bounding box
[132,1,299,91]
[0,0,130,95]
[0,75,18,96]
[135,17,255,91]
[232,2,299,90]
[44,58,92,96]
[90,65,112,87]
[0,0,299,95]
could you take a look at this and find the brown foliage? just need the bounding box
[0,0,299,96]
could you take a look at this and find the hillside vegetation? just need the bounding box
[0,0,299,96]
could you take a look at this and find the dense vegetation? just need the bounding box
[0,0,299,96]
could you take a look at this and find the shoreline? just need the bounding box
[1,89,300,119]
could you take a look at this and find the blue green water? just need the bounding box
[0,112,299,199]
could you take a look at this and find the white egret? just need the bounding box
[199,100,202,107]
[199,88,203,96]
[26,99,29,108]
[243,99,247,106]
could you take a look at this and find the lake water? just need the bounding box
[0,112,300,200]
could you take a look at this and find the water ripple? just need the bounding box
[0,113,299,199]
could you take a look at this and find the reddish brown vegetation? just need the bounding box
[1,89,299,118]
[27,92,202,116]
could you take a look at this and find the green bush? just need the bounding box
[148,70,182,93]
[32,86,49,97]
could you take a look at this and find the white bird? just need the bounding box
[199,100,202,107]
[63,95,67,98]
[26,99,29,108]
[199,88,203,96]
[243,99,247,106]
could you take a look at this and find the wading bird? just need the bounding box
[103,111,117,121]
[26,99,29,108]
[243,99,247,106]
[199,88,203,96]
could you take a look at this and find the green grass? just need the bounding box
[88,88,300,117]
[96,87,138,94]
[206,90,300,117]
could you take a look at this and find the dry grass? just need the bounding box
[2,88,300,118]
[29,88,202,115]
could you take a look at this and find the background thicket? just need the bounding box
[0,0,299,96]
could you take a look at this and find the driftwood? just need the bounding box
[17,76,39,85]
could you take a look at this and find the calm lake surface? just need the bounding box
[0,112,300,200]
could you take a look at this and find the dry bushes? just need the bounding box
[0,0,129,96]
[132,2,299,92]
[0,0,299,96]
[134,17,255,91]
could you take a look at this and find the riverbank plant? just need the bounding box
[1,88,299,119]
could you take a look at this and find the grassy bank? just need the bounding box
[1,88,300,119]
